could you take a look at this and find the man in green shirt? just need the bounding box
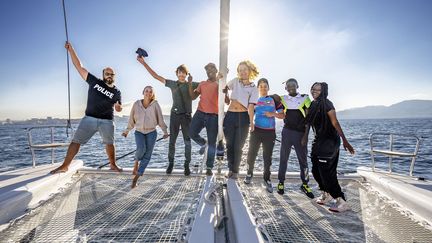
[137,56,198,175]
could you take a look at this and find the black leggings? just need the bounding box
[246,128,275,181]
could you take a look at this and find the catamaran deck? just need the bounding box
[0,173,205,242]
[241,178,432,243]
[1,168,431,243]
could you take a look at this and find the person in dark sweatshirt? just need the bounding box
[306,82,355,212]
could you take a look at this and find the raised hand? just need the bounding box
[64,41,72,51]
[137,55,145,65]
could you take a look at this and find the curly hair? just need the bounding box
[237,60,259,80]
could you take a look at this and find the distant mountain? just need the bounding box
[338,100,432,119]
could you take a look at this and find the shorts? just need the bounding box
[72,116,115,145]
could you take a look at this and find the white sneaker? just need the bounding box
[329,197,351,212]
[316,192,333,205]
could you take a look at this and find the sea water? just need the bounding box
[0,118,431,179]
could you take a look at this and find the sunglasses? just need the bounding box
[104,72,116,77]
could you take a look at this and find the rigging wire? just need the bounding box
[62,0,72,136]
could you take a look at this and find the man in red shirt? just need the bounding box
[188,63,221,176]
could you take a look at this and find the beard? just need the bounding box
[104,78,114,85]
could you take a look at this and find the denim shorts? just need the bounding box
[72,116,115,145]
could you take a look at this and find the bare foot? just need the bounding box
[50,167,68,174]
[132,161,138,175]
[110,164,123,172]
[131,175,139,189]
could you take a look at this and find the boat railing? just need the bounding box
[369,132,420,176]
[27,125,74,167]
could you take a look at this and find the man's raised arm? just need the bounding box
[65,42,88,80]
[137,55,166,84]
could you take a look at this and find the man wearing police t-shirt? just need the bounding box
[51,42,123,174]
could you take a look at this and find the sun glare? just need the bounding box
[228,14,262,54]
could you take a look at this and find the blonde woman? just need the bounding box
[122,86,169,188]
[223,60,259,179]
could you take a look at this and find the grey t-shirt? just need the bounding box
[227,78,259,108]
[165,79,199,114]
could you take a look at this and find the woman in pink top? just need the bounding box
[122,86,169,188]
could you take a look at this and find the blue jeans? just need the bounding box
[189,110,218,169]
[223,111,250,173]
[134,130,157,176]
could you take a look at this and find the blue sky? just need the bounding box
[0,0,431,120]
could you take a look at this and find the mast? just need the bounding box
[218,0,230,146]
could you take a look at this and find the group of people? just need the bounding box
[51,41,355,212]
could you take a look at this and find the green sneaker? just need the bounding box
[277,182,284,195]
[300,184,315,199]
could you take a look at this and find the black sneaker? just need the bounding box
[184,166,191,176]
[300,184,315,199]
[277,182,284,195]
[206,169,213,176]
[243,175,252,184]
[166,163,174,174]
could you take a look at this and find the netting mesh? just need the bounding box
[1,174,204,242]
[2,174,432,243]
[240,178,432,243]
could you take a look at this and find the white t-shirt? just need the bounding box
[227,78,259,108]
